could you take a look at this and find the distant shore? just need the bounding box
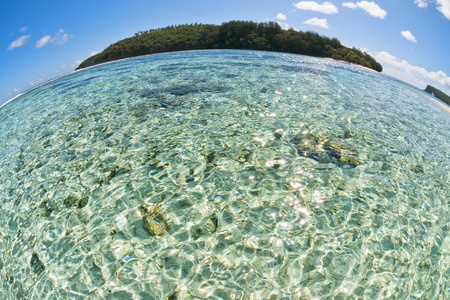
[429,97,450,114]
[76,21,383,72]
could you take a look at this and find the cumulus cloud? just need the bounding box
[276,13,287,20]
[342,1,387,19]
[357,1,387,18]
[375,51,450,91]
[277,22,293,30]
[415,0,450,20]
[342,2,358,9]
[36,29,72,49]
[18,27,28,33]
[436,0,450,20]
[36,35,51,49]
[294,1,338,14]
[7,35,31,50]
[414,0,428,8]
[401,30,417,43]
[89,51,99,57]
[28,77,45,87]
[303,17,329,28]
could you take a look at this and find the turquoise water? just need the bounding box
[0,50,449,299]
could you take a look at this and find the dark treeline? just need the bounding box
[424,85,450,106]
[76,21,382,72]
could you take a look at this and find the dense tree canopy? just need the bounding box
[76,21,382,72]
[424,85,450,106]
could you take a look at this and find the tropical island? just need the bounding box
[76,21,383,72]
[424,85,450,106]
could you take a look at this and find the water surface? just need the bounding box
[1,50,449,299]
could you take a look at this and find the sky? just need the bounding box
[1,0,450,106]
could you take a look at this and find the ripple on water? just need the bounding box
[0,50,449,299]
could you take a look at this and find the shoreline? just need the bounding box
[322,57,377,72]
[430,96,450,114]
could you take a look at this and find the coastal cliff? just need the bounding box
[424,85,450,106]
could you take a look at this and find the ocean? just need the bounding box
[1,50,449,299]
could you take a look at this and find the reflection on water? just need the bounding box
[0,50,449,299]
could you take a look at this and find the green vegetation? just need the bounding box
[76,21,382,72]
[424,85,450,106]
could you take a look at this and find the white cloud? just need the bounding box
[357,1,387,18]
[415,0,450,20]
[342,1,387,19]
[72,60,83,68]
[13,88,20,93]
[36,29,72,49]
[401,30,417,43]
[276,13,287,20]
[7,35,31,50]
[294,1,338,14]
[28,77,45,87]
[18,27,28,33]
[53,29,71,45]
[375,51,450,91]
[414,0,428,8]
[277,22,294,30]
[36,35,51,49]
[342,2,358,9]
[303,17,329,28]
[89,51,99,57]
[436,0,450,20]
[53,65,68,73]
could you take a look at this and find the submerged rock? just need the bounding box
[6,274,14,283]
[38,200,55,217]
[167,291,179,300]
[236,149,252,163]
[411,164,424,173]
[344,127,355,138]
[139,205,171,236]
[30,252,45,275]
[64,194,89,208]
[140,84,229,103]
[204,152,217,164]
[291,133,361,167]
[273,132,283,140]
[191,215,219,240]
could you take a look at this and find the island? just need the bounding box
[76,21,382,72]
[424,85,450,106]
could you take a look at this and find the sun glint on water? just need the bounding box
[0,50,449,299]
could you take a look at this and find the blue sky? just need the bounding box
[1,0,450,105]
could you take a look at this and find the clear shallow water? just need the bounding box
[0,50,449,299]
